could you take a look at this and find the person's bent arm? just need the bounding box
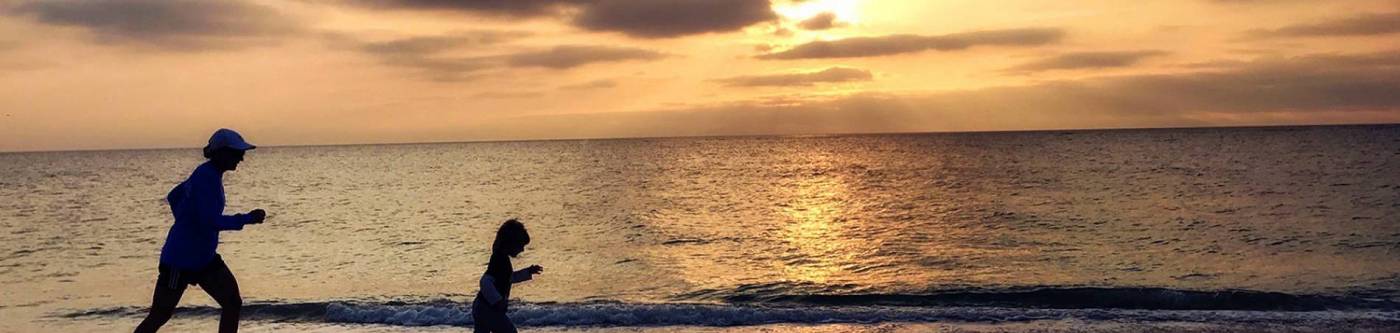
[510,270,532,283]
[511,265,543,283]
[190,173,252,231]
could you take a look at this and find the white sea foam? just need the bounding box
[320,301,1400,327]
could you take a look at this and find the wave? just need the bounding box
[320,301,1400,327]
[675,285,1400,311]
[58,292,1400,328]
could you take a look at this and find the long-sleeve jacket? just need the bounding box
[477,270,534,306]
[474,252,534,313]
[158,161,253,269]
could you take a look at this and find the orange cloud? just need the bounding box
[797,12,841,30]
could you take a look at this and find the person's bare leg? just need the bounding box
[200,260,242,333]
[133,274,185,333]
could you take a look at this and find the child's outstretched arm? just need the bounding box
[511,265,544,283]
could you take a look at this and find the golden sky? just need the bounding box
[1,0,1397,151]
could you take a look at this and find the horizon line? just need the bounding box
[3,122,1397,154]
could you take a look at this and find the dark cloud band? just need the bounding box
[332,33,666,81]
[574,0,777,38]
[350,0,589,17]
[1005,50,1168,73]
[798,12,841,31]
[505,45,666,69]
[1247,12,1400,38]
[715,67,872,87]
[355,0,778,38]
[8,0,298,51]
[757,28,1065,60]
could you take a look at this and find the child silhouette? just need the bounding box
[472,219,543,333]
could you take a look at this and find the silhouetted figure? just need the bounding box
[472,219,544,333]
[135,129,267,333]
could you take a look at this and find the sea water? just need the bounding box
[2,125,1398,332]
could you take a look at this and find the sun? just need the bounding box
[774,0,863,24]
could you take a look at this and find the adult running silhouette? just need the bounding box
[135,128,268,333]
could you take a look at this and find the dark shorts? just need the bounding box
[472,298,516,333]
[157,255,230,290]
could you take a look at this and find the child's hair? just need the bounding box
[492,219,530,253]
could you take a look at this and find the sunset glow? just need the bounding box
[0,0,1397,151]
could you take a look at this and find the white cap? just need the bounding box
[204,128,256,153]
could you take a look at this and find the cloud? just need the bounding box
[757,28,1064,60]
[331,33,665,80]
[349,0,589,17]
[971,51,1400,116]
[8,0,298,51]
[1208,0,1307,4]
[382,56,497,82]
[472,91,546,99]
[1005,50,1168,73]
[0,40,22,54]
[355,30,532,56]
[797,12,840,30]
[352,0,777,38]
[714,67,872,87]
[0,60,50,73]
[325,31,531,81]
[1246,12,1400,38]
[505,45,666,69]
[461,50,1400,139]
[560,79,618,90]
[573,0,778,38]
[772,27,795,37]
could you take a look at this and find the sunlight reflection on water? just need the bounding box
[2,126,1399,331]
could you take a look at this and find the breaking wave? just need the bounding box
[59,287,1400,327]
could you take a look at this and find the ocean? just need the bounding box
[2,125,1398,332]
